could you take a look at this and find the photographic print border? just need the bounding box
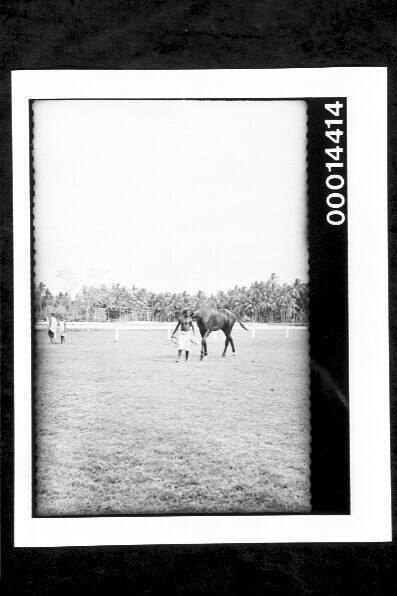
[12,68,390,546]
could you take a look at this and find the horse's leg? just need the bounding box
[229,335,235,354]
[199,328,205,361]
[199,328,210,360]
[228,322,236,355]
[222,329,230,357]
[202,329,211,357]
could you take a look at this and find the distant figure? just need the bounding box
[47,313,58,344]
[171,308,195,362]
[58,316,67,344]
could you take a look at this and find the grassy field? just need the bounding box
[35,327,310,515]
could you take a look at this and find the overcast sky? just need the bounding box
[33,99,308,296]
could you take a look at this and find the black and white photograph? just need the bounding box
[32,98,310,516]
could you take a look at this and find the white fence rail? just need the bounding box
[35,321,308,341]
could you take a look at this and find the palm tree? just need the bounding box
[43,287,54,318]
[34,282,49,319]
[291,278,308,324]
[193,290,206,309]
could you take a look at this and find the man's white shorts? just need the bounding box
[178,331,191,351]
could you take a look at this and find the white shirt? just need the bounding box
[48,316,57,333]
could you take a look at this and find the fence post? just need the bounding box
[166,327,171,340]
[115,325,120,342]
[286,327,290,339]
[251,325,255,339]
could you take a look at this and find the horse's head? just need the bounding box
[190,308,203,321]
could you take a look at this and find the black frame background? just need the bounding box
[1,1,395,593]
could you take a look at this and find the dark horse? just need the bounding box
[191,308,248,360]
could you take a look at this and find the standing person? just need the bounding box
[58,315,67,344]
[47,312,58,344]
[171,308,195,362]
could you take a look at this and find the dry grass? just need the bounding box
[35,328,311,515]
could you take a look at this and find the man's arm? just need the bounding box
[190,320,195,335]
[171,320,180,338]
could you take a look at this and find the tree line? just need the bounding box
[34,274,308,324]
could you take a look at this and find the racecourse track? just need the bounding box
[35,327,311,515]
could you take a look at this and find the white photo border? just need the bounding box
[12,68,390,546]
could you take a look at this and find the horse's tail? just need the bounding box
[237,317,249,331]
[228,310,248,331]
